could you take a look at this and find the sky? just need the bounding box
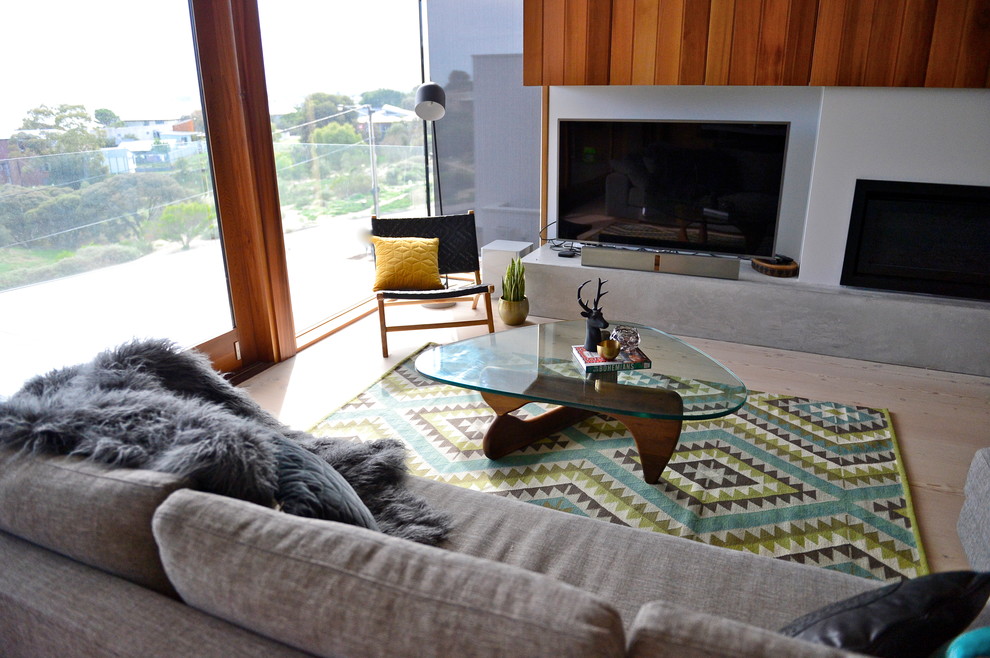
[1,0,423,137]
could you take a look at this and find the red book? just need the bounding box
[571,345,651,373]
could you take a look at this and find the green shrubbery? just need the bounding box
[0,244,146,291]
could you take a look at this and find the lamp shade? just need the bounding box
[415,82,446,121]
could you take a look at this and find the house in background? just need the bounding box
[104,118,198,145]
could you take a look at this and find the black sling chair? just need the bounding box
[371,210,495,357]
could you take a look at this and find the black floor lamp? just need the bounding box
[415,81,445,216]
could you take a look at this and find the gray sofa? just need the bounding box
[1,444,988,657]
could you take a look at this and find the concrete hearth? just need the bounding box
[523,245,990,377]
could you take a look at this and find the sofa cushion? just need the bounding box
[779,571,990,658]
[627,600,860,658]
[153,489,626,658]
[405,476,880,631]
[0,446,187,597]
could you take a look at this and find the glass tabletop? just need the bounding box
[414,321,748,421]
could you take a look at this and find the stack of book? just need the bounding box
[572,345,651,373]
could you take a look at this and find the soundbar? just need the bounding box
[580,247,740,280]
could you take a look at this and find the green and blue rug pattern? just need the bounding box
[312,350,928,583]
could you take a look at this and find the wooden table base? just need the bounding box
[479,391,683,484]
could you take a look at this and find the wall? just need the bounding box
[802,87,990,285]
[473,54,541,246]
[548,85,990,286]
[524,244,990,377]
[540,85,990,373]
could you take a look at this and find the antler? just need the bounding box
[578,278,609,317]
[593,278,608,308]
[577,280,593,315]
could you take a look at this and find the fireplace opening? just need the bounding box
[841,180,990,302]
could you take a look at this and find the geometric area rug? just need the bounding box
[311,346,929,583]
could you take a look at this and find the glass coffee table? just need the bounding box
[414,320,748,484]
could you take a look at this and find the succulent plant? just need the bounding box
[501,258,526,301]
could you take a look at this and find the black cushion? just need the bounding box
[378,283,489,300]
[779,571,990,658]
[272,435,380,532]
[371,213,480,275]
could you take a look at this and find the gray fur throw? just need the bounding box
[0,339,451,545]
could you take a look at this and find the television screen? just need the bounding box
[555,120,789,258]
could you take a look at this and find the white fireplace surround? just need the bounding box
[531,85,990,376]
[547,85,990,286]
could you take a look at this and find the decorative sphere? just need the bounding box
[610,325,640,351]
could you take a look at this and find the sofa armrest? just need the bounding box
[0,530,307,657]
[0,447,188,597]
[960,448,990,571]
[627,601,865,658]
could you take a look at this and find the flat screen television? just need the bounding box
[555,119,789,259]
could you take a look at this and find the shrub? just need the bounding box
[0,244,144,291]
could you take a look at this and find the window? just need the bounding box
[0,0,233,393]
[258,0,429,334]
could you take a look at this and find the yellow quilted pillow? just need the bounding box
[372,236,443,291]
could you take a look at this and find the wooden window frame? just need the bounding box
[189,0,297,374]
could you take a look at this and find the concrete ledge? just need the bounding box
[524,246,990,377]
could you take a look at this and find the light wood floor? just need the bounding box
[241,303,989,573]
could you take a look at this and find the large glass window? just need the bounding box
[0,1,231,394]
[258,0,429,333]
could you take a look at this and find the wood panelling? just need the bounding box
[543,0,567,85]
[781,0,819,84]
[523,0,545,84]
[807,0,845,84]
[893,0,938,87]
[705,0,735,84]
[610,0,637,83]
[727,0,762,84]
[927,0,990,87]
[587,0,614,84]
[525,0,990,88]
[810,0,989,87]
[611,0,709,84]
[838,0,877,85]
[679,0,711,83]
[655,0,686,84]
[526,0,611,85]
[631,0,661,83]
[754,0,791,85]
[863,0,907,86]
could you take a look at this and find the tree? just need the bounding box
[312,123,361,145]
[278,92,356,143]
[10,104,109,188]
[23,192,94,249]
[94,108,123,127]
[78,173,188,241]
[147,201,215,249]
[0,185,72,247]
[360,88,404,110]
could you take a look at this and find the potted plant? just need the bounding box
[498,258,529,326]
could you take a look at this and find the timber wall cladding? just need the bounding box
[523,0,990,87]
